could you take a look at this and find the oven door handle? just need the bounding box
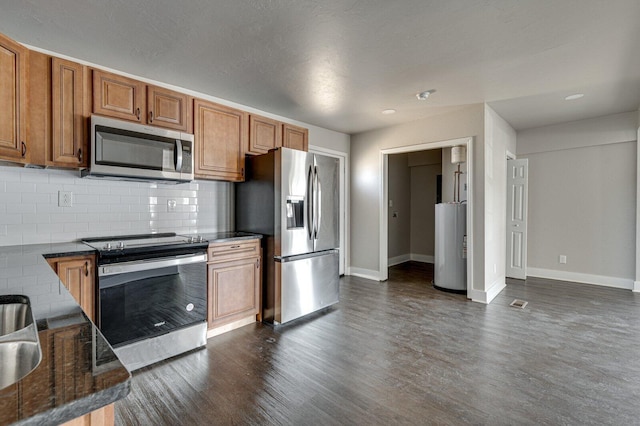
[98,253,208,276]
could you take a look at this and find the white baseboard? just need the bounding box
[527,267,634,290]
[469,279,506,304]
[410,254,434,263]
[349,267,382,281]
[388,254,411,267]
[387,253,434,266]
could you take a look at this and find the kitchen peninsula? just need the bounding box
[0,242,130,426]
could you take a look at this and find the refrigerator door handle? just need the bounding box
[307,164,314,240]
[314,165,321,239]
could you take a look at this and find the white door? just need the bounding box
[506,159,528,279]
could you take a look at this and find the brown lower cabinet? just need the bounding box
[207,239,261,330]
[0,323,117,426]
[47,255,96,323]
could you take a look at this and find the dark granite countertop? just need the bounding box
[0,242,130,426]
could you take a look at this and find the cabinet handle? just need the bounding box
[136,108,141,120]
[84,261,89,277]
[230,245,241,249]
[77,148,83,162]
[21,141,26,157]
[256,259,260,269]
[149,110,154,123]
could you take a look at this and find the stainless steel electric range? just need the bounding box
[82,233,209,371]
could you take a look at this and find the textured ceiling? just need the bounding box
[0,0,639,134]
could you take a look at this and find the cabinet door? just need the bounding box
[282,123,308,152]
[194,99,247,182]
[0,32,28,162]
[55,256,96,322]
[52,58,88,167]
[208,257,260,328]
[247,114,281,155]
[93,69,145,122]
[147,85,191,132]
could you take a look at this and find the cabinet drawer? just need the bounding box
[208,239,260,263]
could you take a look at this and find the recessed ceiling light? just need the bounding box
[382,109,396,115]
[564,93,584,101]
[416,89,436,100]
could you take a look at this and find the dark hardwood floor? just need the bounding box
[115,262,640,425]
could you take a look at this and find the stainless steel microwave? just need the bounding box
[82,115,194,184]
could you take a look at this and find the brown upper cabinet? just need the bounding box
[147,84,191,132]
[51,58,90,167]
[194,99,247,182]
[28,52,90,168]
[247,114,282,155]
[0,32,29,163]
[93,69,146,123]
[93,69,191,132]
[282,123,309,152]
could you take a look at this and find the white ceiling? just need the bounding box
[1,0,639,134]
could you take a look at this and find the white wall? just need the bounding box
[484,105,517,297]
[350,104,496,300]
[387,154,411,263]
[409,160,440,261]
[518,112,638,289]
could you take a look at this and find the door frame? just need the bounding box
[379,137,474,299]
[309,145,349,276]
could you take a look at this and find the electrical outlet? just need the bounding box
[167,199,177,212]
[559,255,567,264]
[389,199,393,207]
[58,191,72,207]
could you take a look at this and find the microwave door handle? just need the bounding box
[175,140,183,172]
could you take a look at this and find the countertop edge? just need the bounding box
[15,380,131,426]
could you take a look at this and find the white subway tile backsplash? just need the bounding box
[19,172,50,184]
[7,204,37,214]
[50,213,77,223]
[36,223,64,233]
[0,165,234,246]
[74,194,100,204]
[0,214,23,225]
[0,193,22,204]
[21,192,51,204]
[6,183,37,193]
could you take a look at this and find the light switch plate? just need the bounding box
[58,191,72,207]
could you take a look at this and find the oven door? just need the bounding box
[97,253,207,347]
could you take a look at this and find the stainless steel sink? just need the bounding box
[0,295,42,390]
[0,295,32,336]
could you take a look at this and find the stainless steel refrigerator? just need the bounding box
[236,147,339,324]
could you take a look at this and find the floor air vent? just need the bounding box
[510,299,528,309]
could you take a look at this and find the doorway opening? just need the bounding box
[380,137,474,299]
